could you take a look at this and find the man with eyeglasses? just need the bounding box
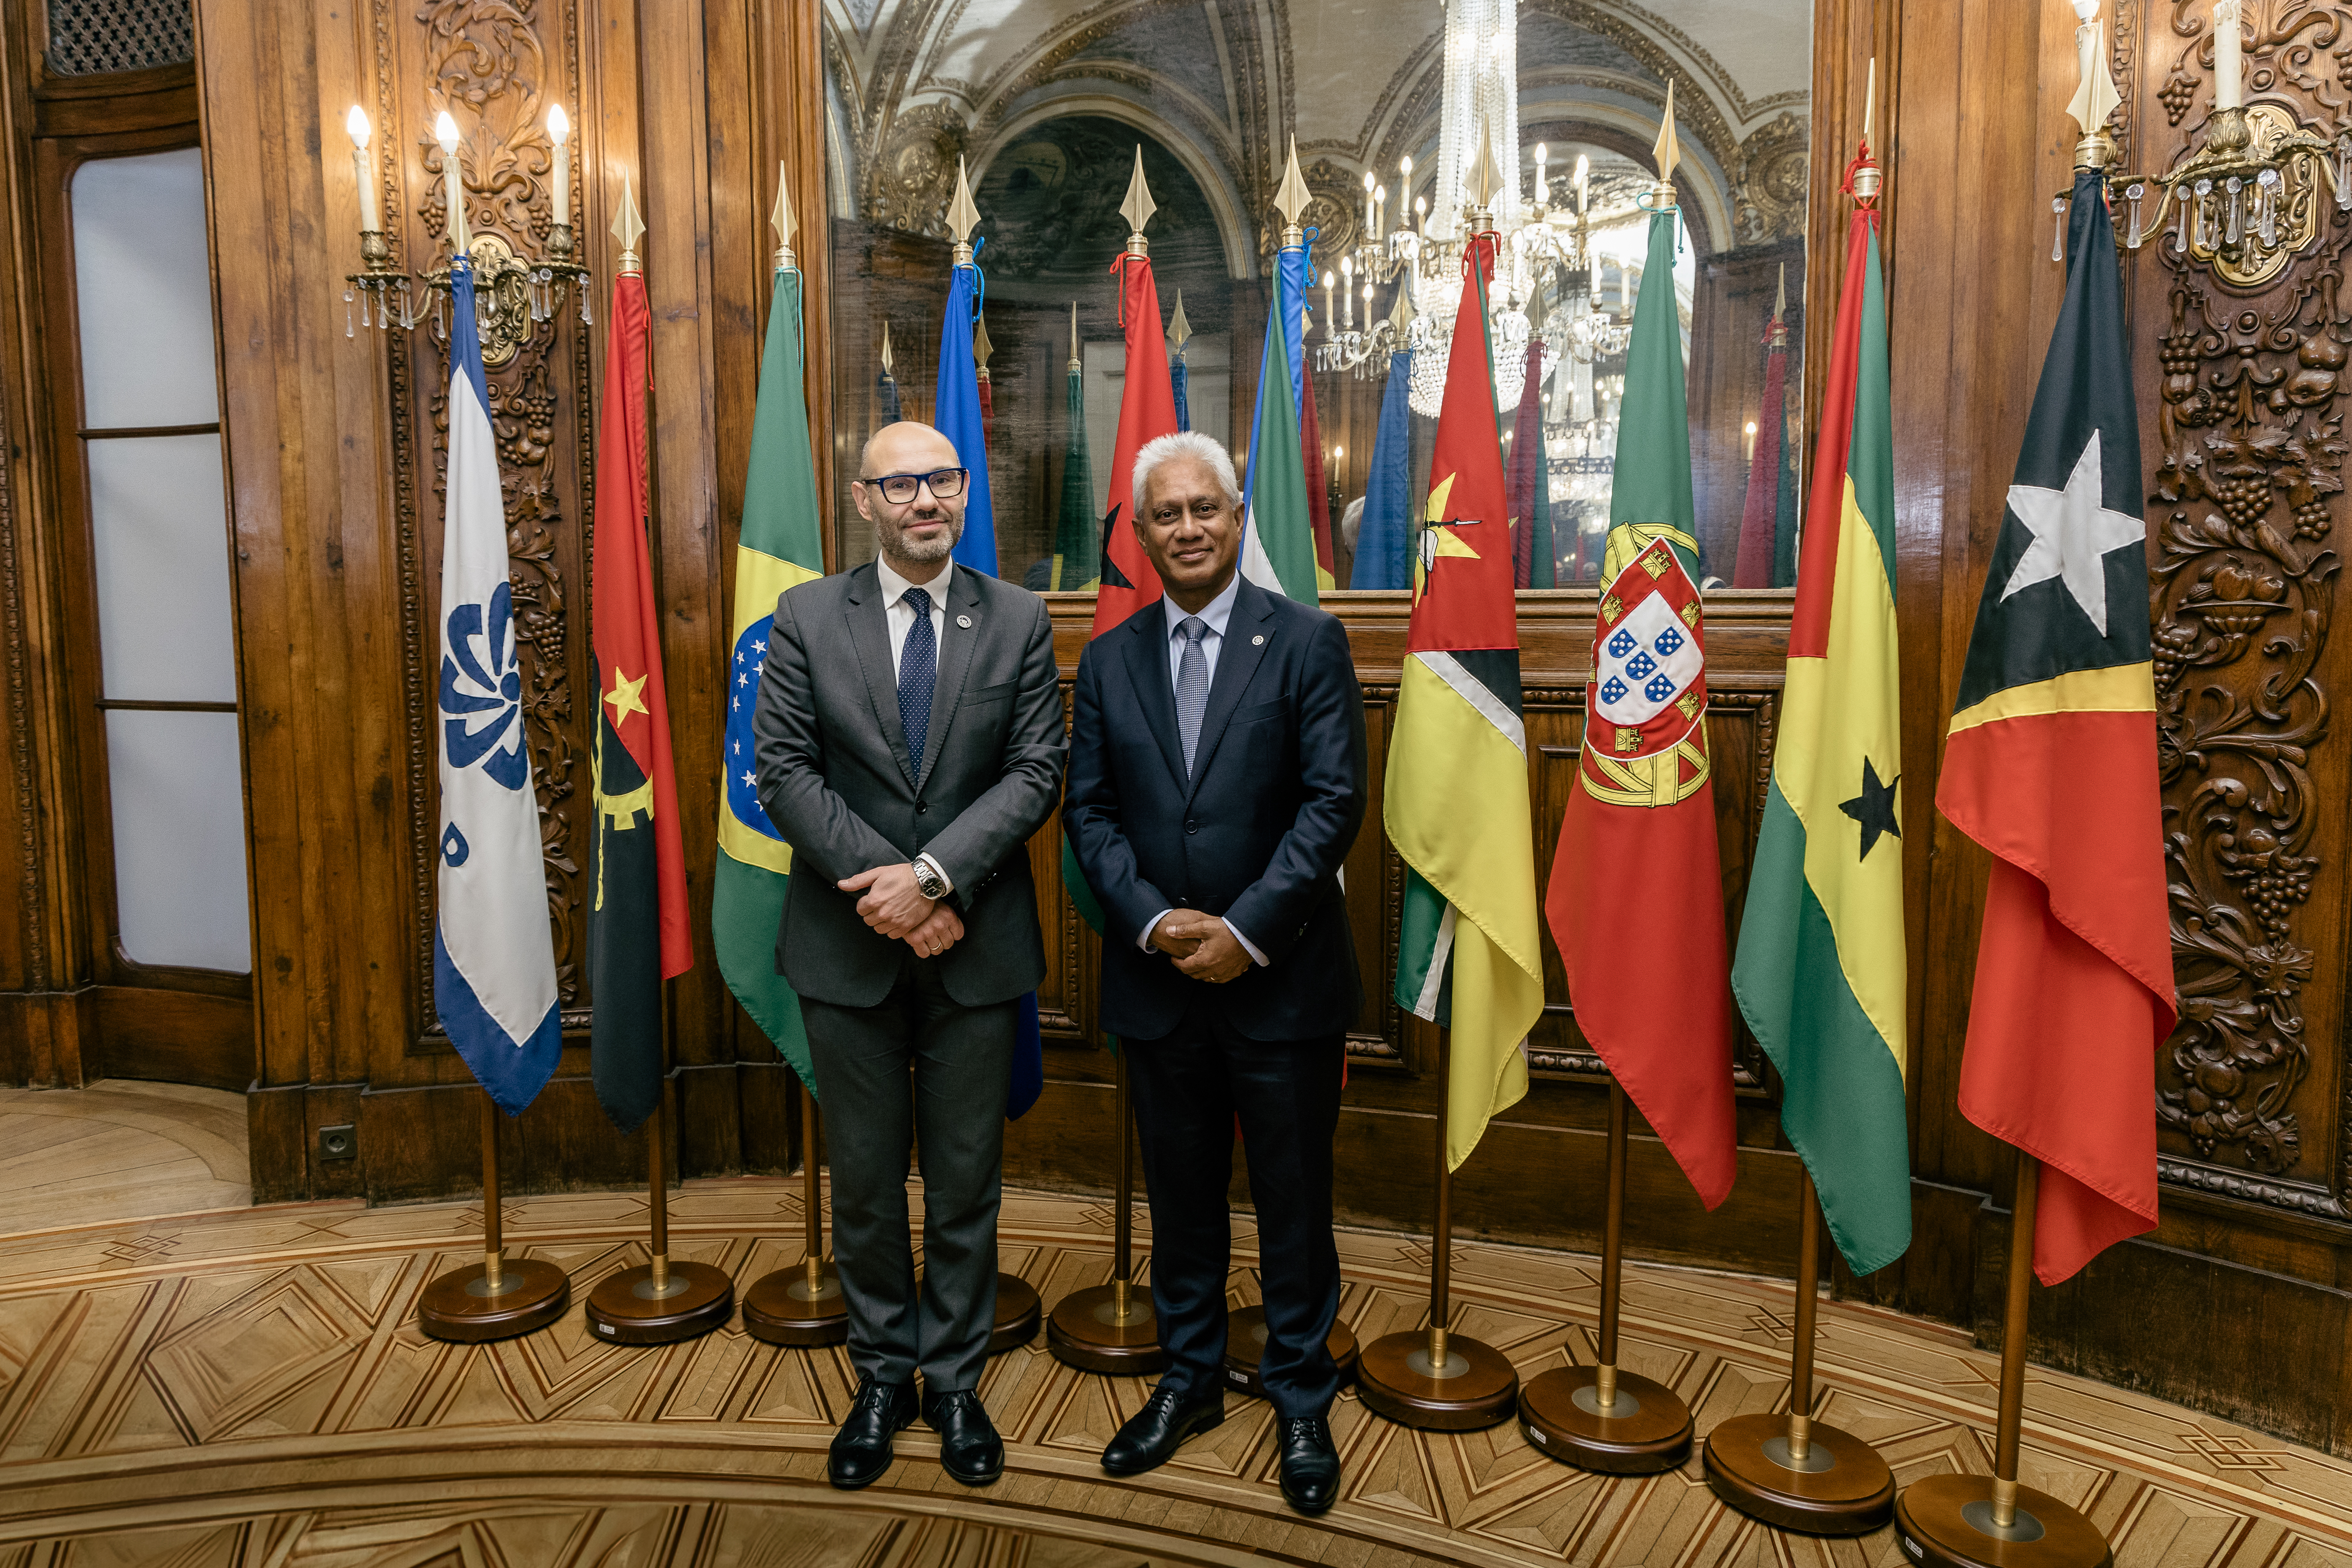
[752,420,1067,1493]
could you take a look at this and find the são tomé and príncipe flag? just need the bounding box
[1387,228,1545,1171]
[1936,167,2174,1286]
[588,257,693,1134]
[1731,146,1910,1276]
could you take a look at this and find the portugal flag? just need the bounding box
[1731,151,1910,1274]
[1388,230,1544,1170]
[1936,166,2173,1285]
[589,249,692,1133]
[1544,184,1738,1210]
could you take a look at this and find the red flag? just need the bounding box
[1090,252,1180,636]
[1732,309,1791,588]
[1301,370,1336,585]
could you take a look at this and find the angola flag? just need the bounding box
[1051,319,1097,589]
[1387,232,1545,1170]
[1936,166,2173,1285]
[1544,197,1738,1209]
[588,262,692,1134]
[715,250,825,1091]
[1731,161,1910,1274]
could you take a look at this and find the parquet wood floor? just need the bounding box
[0,1172,2347,1566]
[0,1082,249,1233]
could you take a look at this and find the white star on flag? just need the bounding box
[741,770,756,787]
[2001,429,2145,637]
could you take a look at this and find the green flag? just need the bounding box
[715,266,825,1086]
[1239,301,1320,602]
[1051,334,1097,588]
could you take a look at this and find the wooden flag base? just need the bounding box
[586,1257,734,1345]
[1220,1304,1359,1399]
[991,1273,1042,1354]
[1703,1412,1893,1532]
[1047,1052,1166,1375]
[420,1092,567,1343]
[743,1085,848,1348]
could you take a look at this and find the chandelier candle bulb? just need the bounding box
[548,103,571,228]
[1534,142,1547,209]
[347,106,378,231]
[1576,153,1589,214]
[435,110,468,253]
[1324,271,1336,337]
[2215,0,2243,111]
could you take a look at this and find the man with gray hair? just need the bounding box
[1064,429,1367,1514]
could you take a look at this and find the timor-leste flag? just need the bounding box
[1938,166,2174,1285]
[589,263,692,1134]
[1388,231,1545,1170]
[1731,156,1910,1274]
[1545,198,1738,1209]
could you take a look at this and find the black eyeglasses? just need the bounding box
[860,467,968,504]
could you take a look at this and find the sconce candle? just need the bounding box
[2214,0,2242,111]
[547,103,572,228]
[347,106,379,230]
[435,110,469,253]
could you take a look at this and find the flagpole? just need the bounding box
[585,1050,735,1345]
[1047,1047,1167,1372]
[1356,1026,1518,1430]
[1702,1168,1895,1532]
[419,1088,569,1341]
[1519,1081,1693,1470]
[1895,1157,2114,1566]
[744,1073,850,1345]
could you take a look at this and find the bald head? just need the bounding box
[853,421,969,573]
[860,421,960,479]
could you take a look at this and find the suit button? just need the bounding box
[1185,819,1198,834]
[916,800,929,815]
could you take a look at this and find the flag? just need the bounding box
[1507,338,1554,588]
[1051,324,1097,589]
[588,261,694,1132]
[1387,233,1545,1169]
[1300,361,1338,585]
[1733,273,1798,588]
[1937,166,2173,1285]
[975,314,996,449]
[434,259,562,1117]
[1730,165,1909,1274]
[877,319,905,423]
[1171,350,1190,432]
[1352,351,1414,590]
[1240,237,1322,603]
[716,258,826,1090]
[1544,197,1739,1209]
[1091,250,1179,637]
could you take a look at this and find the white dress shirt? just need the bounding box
[874,554,955,894]
[1142,570,1267,967]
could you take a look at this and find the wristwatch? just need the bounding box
[911,858,948,901]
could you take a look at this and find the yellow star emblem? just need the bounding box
[604,668,650,728]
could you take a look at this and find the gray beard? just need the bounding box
[878,516,960,567]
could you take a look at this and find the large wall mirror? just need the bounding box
[817,0,1813,591]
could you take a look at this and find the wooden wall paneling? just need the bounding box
[759,0,834,568]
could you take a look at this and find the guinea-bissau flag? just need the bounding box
[1730,152,1910,1274]
[1388,230,1545,1170]
[1936,165,2173,1285]
[1544,170,1739,1210]
[588,253,692,1134]
[715,186,825,1091]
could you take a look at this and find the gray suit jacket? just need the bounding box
[752,561,1067,1009]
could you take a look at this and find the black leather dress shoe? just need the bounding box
[829,1374,918,1490]
[1276,1414,1342,1515]
[922,1388,1005,1486]
[1101,1384,1226,1476]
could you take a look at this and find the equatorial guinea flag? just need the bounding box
[435,258,562,1117]
[589,242,692,1134]
[1937,166,2173,1285]
[1388,227,1544,1170]
[1731,144,1910,1275]
[1545,157,1738,1210]
[715,179,824,1090]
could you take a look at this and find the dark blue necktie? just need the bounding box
[898,586,936,778]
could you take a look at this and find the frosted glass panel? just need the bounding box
[106,710,249,972]
[71,148,218,429]
[88,434,235,702]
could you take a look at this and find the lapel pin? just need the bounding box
[957,614,973,629]
[1252,634,1265,646]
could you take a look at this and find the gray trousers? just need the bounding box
[802,953,1014,1392]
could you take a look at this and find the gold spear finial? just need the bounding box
[1120,146,1157,256]
[1068,301,1081,374]
[1275,135,1311,248]
[946,154,981,266]
[1769,262,1788,347]
[1649,80,1681,207]
[973,312,993,381]
[1389,275,1415,335]
[614,172,646,275]
[771,163,798,272]
[1466,119,1502,226]
[2064,11,2120,169]
[1168,288,1193,355]
[881,318,894,376]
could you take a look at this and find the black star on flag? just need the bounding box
[1840,757,1900,861]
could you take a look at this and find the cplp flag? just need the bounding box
[1544,190,1739,1210]
[434,259,562,1117]
[1936,166,2173,1285]
[715,222,825,1090]
[1730,156,1910,1274]
[1387,232,1545,1170]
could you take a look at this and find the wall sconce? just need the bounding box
[342,101,592,362]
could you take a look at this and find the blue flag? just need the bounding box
[935,262,999,577]
[1353,351,1414,590]
[433,260,562,1116]
[1171,352,1190,433]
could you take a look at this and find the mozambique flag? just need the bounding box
[1388,232,1545,1170]
[1937,166,2173,1285]
[714,244,825,1089]
[588,260,692,1134]
[1241,235,1323,603]
[1051,313,1097,589]
[1730,162,1909,1274]
[1544,190,1738,1209]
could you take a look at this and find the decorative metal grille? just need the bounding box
[45,0,194,77]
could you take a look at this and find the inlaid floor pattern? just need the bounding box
[2,1177,2349,1566]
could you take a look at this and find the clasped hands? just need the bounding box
[840,863,963,958]
[1149,909,1252,984]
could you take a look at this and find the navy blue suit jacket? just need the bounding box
[1063,576,1368,1042]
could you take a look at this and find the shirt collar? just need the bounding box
[876,554,953,609]
[1163,570,1242,642]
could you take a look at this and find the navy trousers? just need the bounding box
[1124,1000,1344,1419]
